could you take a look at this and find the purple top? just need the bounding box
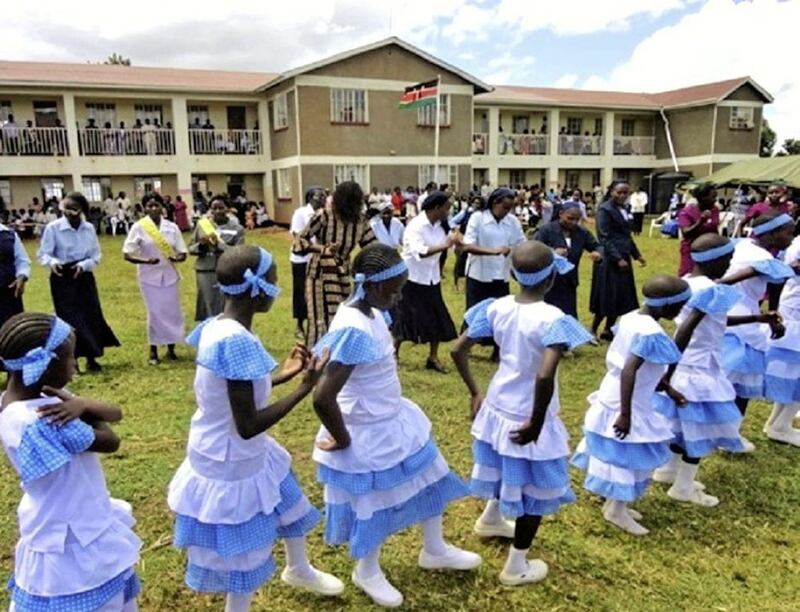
[677,205,720,276]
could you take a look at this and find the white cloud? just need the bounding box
[581,0,800,143]
[481,51,535,85]
[553,73,579,89]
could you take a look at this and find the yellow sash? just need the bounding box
[140,216,173,258]
[197,217,217,238]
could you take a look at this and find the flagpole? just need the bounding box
[434,74,441,186]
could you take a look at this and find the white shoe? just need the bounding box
[281,567,344,596]
[419,545,482,571]
[739,436,756,453]
[652,466,677,484]
[765,428,800,447]
[352,570,403,608]
[667,485,720,507]
[603,498,643,520]
[499,559,548,586]
[474,516,515,539]
[603,504,649,536]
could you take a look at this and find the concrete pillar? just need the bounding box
[170,96,193,209]
[257,99,275,218]
[546,166,559,191]
[488,106,500,159]
[601,166,614,189]
[70,173,83,194]
[63,93,80,159]
[177,170,193,210]
[603,111,615,157]
[548,109,560,156]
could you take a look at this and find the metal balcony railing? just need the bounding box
[0,127,69,156]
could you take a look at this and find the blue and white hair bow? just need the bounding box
[644,288,692,307]
[352,261,408,301]
[512,253,574,287]
[219,247,281,299]
[3,317,72,386]
[752,213,793,236]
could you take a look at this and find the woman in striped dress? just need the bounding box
[294,181,376,345]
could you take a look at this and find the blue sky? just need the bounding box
[2,0,797,142]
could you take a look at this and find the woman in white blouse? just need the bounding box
[369,201,405,249]
[393,191,458,372]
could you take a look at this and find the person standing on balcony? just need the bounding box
[629,186,648,235]
[293,181,376,345]
[589,181,646,341]
[290,186,325,339]
[0,218,30,328]
[677,183,720,277]
[37,192,119,371]
[142,118,157,155]
[123,192,188,365]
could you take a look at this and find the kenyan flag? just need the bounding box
[398,79,438,110]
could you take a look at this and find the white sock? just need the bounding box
[478,499,504,525]
[356,546,382,580]
[774,404,800,432]
[284,536,315,579]
[225,592,254,612]
[421,515,448,556]
[503,546,529,575]
[674,461,700,492]
[661,452,681,473]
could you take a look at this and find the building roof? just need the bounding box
[0,60,276,94]
[256,37,492,94]
[476,77,773,110]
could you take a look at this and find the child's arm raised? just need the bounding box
[228,350,329,440]
[37,386,123,427]
[450,332,484,420]
[312,362,353,451]
[271,344,311,386]
[615,355,645,440]
[511,346,563,445]
[88,422,121,454]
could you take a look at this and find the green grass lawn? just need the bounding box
[2,227,799,611]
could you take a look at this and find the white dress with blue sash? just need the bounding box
[168,317,320,593]
[765,237,800,403]
[312,304,468,559]
[0,397,141,611]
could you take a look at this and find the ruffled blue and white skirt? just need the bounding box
[765,319,800,404]
[571,400,672,502]
[722,333,767,399]
[470,401,575,517]
[168,441,320,593]
[313,400,468,559]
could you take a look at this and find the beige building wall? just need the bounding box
[74,97,175,126]
[655,105,714,159]
[1,95,66,125]
[714,106,762,155]
[369,165,419,191]
[272,166,300,223]
[301,164,335,192]
[613,115,656,136]
[267,83,298,159]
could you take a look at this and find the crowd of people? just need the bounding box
[1,177,800,610]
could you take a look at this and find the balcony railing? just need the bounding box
[472,132,488,155]
[78,128,175,156]
[613,136,655,156]
[1,127,69,156]
[559,135,603,155]
[498,133,548,155]
[188,129,261,155]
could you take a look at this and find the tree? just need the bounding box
[779,138,800,156]
[760,118,776,157]
[104,53,131,66]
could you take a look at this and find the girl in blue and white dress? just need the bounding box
[763,233,800,447]
[0,312,141,612]
[718,212,794,451]
[572,275,690,536]
[451,241,592,587]
[654,234,766,506]
[312,243,480,609]
[167,246,343,612]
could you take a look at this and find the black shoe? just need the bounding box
[166,351,178,361]
[599,330,614,342]
[425,358,448,374]
[86,359,102,372]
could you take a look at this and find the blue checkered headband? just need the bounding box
[219,247,281,298]
[751,213,794,236]
[690,240,735,263]
[3,317,72,386]
[352,261,408,300]
[644,287,692,307]
[512,253,574,286]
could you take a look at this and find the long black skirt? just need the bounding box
[0,285,23,329]
[393,281,457,344]
[589,258,638,319]
[453,251,468,281]
[292,262,308,322]
[50,266,120,358]
[545,276,578,318]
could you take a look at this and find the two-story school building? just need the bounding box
[0,37,772,223]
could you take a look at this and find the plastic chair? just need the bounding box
[649,212,670,237]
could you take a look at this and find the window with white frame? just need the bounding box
[0,179,11,206]
[85,103,116,127]
[417,95,450,127]
[273,93,288,130]
[41,178,65,201]
[0,101,11,123]
[566,117,582,135]
[334,165,368,188]
[188,105,209,127]
[729,106,754,129]
[330,89,368,124]
[509,170,526,186]
[134,104,164,125]
[621,118,636,137]
[82,178,104,202]
[134,177,162,201]
[418,165,458,192]
[277,168,292,200]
